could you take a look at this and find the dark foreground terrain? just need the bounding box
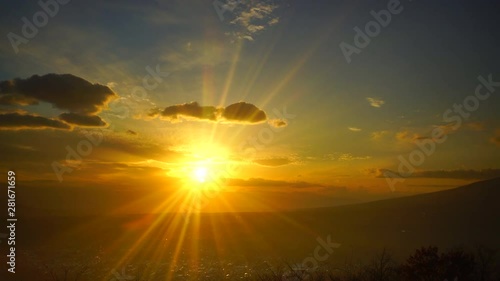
[1,178,499,280]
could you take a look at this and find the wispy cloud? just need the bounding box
[366,97,385,108]
[348,127,362,132]
[254,157,294,167]
[395,130,424,143]
[371,130,390,140]
[228,2,280,41]
[325,153,371,161]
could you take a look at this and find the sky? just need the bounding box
[0,0,499,214]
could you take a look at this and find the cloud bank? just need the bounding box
[0,74,116,129]
[0,74,116,114]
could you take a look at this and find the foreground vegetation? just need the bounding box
[260,246,499,281]
[24,245,500,281]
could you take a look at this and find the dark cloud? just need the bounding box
[0,74,117,114]
[149,101,218,121]
[126,130,138,135]
[371,168,500,180]
[0,113,70,130]
[222,102,267,123]
[59,113,107,127]
[149,101,268,124]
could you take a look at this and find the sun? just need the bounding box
[193,167,209,183]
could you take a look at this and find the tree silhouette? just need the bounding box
[401,246,441,281]
[440,248,475,281]
[400,246,477,281]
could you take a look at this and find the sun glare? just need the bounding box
[193,167,208,183]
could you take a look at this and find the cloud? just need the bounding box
[254,157,293,167]
[59,113,107,127]
[325,153,371,161]
[247,25,265,33]
[395,128,443,145]
[148,101,219,122]
[0,74,117,114]
[432,123,456,136]
[395,130,423,143]
[371,130,390,140]
[370,168,500,180]
[231,3,277,27]
[366,97,385,108]
[227,2,280,41]
[222,102,267,123]
[268,17,279,25]
[149,101,267,124]
[126,130,138,136]
[348,127,362,132]
[396,122,486,144]
[268,119,287,128]
[0,113,71,130]
[0,74,115,130]
[0,94,38,106]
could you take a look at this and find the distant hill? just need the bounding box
[283,177,500,260]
